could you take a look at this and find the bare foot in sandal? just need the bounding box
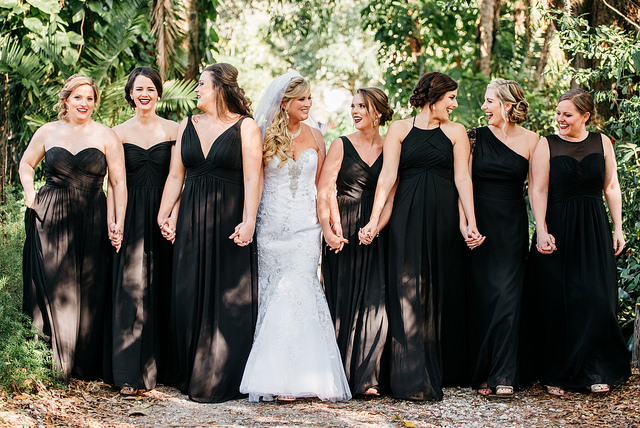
[545,385,565,396]
[590,383,610,393]
[477,383,492,396]
[496,385,513,396]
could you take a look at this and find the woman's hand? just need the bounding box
[159,217,176,244]
[358,221,378,245]
[229,220,255,247]
[463,224,485,250]
[613,229,625,256]
[536,229,556,254]
[24,190,36,209]
[108,222,123,252]
[325,222,348,253]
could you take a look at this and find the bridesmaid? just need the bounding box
[110,67,178,395]
[467,79,538,397]
[157,63,262,402]
[20,74,126,381]
[525,89,630,395]
[361,72,484,401]
[317,88,394,396]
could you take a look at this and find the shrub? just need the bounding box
[0,185,59,394]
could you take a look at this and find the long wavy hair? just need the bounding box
[262,76,310,167]
[203,63,252,119]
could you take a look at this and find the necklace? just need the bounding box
[291,124,302,139]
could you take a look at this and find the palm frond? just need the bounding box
[151,0,186,79]
[156,78,197,114]
[83,0,148,85]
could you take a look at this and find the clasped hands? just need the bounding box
[158,217,177,244]
[108,222,123,253]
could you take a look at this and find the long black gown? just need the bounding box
[468,127,529,390]
[112,141,174,390]
[171,115,258,402]
[523,132,630,389]
[23,147,110,381]
[387,123,468,401]
[322,136,388,396]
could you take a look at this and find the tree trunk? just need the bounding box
[535,22,556,90]
[184,0,201,81]
[478,0,500,77]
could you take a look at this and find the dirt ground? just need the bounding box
[1,371,638,427]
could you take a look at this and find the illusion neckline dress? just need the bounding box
[240,147,351,402]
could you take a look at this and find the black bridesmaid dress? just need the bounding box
[321,136,388,396]
[23,147,110,381]
[386,122,469,401]
[523,132,630,389]
[468,127,529,390]
[171,115,258,402]
[112,141,175,390]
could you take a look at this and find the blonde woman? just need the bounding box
[240,71,351,403]
[20,74,126,381]
[467,79,538,397]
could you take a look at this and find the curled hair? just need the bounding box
[558,88,596,125]
[203,63,252,118]
[487,78,529,125]
[55,74,99,120]
[409,72,458,109]
[263,77,310,167]
[357,87,394,127]
[125,66,163,108]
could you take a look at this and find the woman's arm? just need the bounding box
[451,123,484,247]
[103,127,127,252]
[158,118,187,240]
[19,126,49,209]
[230,118,263,246]
[530,137,555,254]
[359,120,405,239]
[317,138,348,252]
[602,134,625,255]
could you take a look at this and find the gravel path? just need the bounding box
[1,372,638,427]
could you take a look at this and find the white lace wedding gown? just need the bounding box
[240,148,351,402]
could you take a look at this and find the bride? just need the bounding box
[240,71,351,403]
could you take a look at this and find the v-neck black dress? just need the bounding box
[321,136,388,396]
[111,141,175,390]
[171,115,258,402]
[468,127,529,391]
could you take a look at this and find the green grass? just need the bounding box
[0,185,59,394]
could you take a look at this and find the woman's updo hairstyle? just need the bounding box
[203,63,252,118]
[263,76,311,167]
[558,89,596,125]
[357,87,394,126]
[124,66,163,108]
[409,72,458,109]
[487,78,529,124]
[55,74,99,120]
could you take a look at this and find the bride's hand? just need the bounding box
[230,221,255,247]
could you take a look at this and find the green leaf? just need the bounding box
[25,0,59,14]
[632,49,640,72]
[23,17,44,33]
[66,31,84,45]
[0,0,16,8]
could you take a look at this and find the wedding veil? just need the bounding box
[253,70,302,141]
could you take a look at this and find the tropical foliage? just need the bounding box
[0,0,638,392]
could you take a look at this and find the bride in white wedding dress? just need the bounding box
[240,71,351,403]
